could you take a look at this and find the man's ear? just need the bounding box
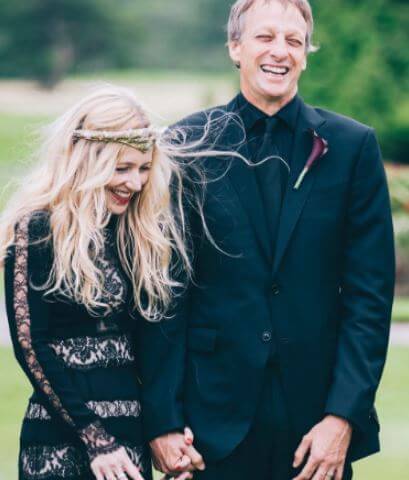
[228,41,241,68]
[302,56,307,71]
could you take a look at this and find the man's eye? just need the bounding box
[288,39,303,46]
[256,35,272,42]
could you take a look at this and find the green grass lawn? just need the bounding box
[69,68,235,85]
[0,346,408,480]
[0,113,48,215]
[392,296,409,322]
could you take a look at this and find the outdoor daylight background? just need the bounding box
[0,0,408,478]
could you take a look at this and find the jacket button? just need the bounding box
[262,331,272,342]
[271,284,280,295]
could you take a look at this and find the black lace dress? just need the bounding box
[5,211,152,480]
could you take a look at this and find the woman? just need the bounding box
[0,86,196,480]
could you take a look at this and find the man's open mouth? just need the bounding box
[260,65,290,76]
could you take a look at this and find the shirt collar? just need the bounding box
[237,92,301,133]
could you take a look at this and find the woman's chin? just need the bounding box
[107,203,128,215]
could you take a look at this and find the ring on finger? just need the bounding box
[116,473,127,480]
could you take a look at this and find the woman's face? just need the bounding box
[106,147,153,215]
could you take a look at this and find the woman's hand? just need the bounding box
[91,446,144,480]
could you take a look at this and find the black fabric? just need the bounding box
[254,116,284,245]
[237,91,300,170]
[194,363,292,480]
[139,94,395,466]
[237,92,300,256]
[194,364,353,480]
[5,211,151,480]
[253,117,283,362]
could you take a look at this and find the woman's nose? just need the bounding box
[126,174,142,192]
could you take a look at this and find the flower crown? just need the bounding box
[72,127,157,153]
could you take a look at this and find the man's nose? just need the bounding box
[269,36,288,60]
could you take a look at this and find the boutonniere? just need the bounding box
[294,129,329,190]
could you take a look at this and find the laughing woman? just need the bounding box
[0,86,195,480]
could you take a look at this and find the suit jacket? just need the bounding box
[138,95,395,463]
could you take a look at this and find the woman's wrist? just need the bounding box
[78,420,121,461]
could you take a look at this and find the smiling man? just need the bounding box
[139,1,395,480]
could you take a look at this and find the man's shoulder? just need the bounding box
[310,104,374,137]
[171,104,229,130]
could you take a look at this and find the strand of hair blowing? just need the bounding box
[0,86,194,321]
[0,85,249,321]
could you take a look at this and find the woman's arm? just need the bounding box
[5,212,119,461]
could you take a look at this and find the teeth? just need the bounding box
[113,189,130,198]
[262,66,289,75]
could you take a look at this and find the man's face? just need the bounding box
[229,0,308,112]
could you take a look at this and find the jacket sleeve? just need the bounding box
[324,129,395,431]
[5,212,121,461]
[137,285,191,442]
[137,163,203,442]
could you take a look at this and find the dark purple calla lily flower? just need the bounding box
[294,129,329,190]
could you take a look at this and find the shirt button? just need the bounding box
[262,331,272,342]
[271,284,280,295]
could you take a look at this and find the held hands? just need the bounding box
[293,415,353,480]
[90,446,144,480]
[150,427,205,479]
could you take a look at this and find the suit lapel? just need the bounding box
[272,101,327,276]
[223,96,272,263]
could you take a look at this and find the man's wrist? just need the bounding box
[324,414,353,431]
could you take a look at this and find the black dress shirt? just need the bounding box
[237,92,300,169]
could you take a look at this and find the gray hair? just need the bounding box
[227,0,319,53]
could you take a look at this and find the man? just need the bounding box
[138,1,395,479]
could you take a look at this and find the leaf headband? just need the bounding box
[72,127,157,153]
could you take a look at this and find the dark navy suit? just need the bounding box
[138,94,395,478]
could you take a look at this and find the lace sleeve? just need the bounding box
[5,212,120,460]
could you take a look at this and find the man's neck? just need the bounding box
[240,87,298,116]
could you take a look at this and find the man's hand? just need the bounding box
[150,427,205,477]
[292,415,353,480]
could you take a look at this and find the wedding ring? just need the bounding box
[117,473,127,479]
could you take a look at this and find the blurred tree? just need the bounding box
[0,0,142,88]
[132,0,232,71]
[303,0,409,162]
[0,0,407,160]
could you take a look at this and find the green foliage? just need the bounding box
[303,0,409,162]
[0,0,142,87]
[0,0,407,160]
[386,165,409,258]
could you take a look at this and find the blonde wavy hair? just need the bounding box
[0,85,206,321]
